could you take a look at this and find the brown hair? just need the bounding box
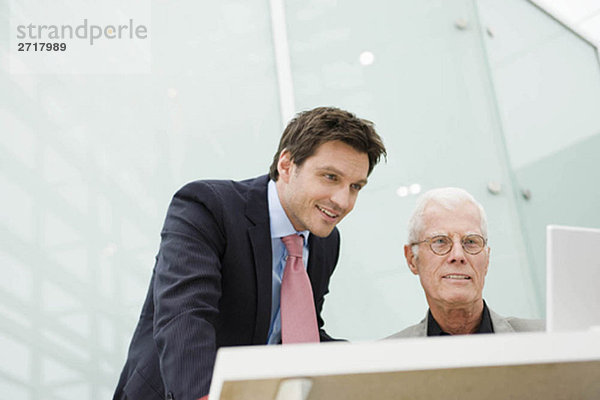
[269,107,386,180]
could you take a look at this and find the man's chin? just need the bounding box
[308,223,336,238]
[438,293,480,307]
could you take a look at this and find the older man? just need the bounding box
[388,187,543,338]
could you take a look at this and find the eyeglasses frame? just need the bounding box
[410,234,488,256]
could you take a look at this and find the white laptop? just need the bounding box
[546,225,600,332]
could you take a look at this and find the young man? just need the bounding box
[114,107,386,400]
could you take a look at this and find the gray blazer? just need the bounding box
[387,307,545,339]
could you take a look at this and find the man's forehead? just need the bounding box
[421,201,482,231]
[423,199,479,214]
[301,141,369,179]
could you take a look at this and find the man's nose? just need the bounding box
[330,187,353,212]
[448,238,466,264]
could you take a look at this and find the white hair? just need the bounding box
[407,187,488,257]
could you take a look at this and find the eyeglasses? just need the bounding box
[411,234,487,255]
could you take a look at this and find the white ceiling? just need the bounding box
[532,0,600,46]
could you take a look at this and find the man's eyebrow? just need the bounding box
[427,231,447,237]
[317,166,368,186]
[426,231,481,237]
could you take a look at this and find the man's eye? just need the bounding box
[351,183,363,191]
[433,237,449,245]
[324,174,337,181]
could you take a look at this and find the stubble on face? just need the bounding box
[275,141,369,237]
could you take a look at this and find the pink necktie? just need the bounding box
[280,234,319,344]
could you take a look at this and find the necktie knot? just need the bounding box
[281,234,303,258]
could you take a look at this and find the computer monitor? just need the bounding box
[546,225,600,332]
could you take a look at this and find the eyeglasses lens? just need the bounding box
[430,236,452,254]
[462,235,485,254]
[429,235,485,255]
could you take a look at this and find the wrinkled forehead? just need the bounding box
[421,200,483,235]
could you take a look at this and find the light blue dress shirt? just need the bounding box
[266,179,310,345]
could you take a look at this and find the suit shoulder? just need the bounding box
[385,319,426,339]
[175,175,267,204]
[488,306,545,333]
[505,317,546,332]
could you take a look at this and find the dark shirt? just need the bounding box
[427,300,494,336]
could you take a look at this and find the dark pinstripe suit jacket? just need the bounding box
[113,175,340,400]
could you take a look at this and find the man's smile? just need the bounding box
[316,205,340,220]
[442,274,471,280]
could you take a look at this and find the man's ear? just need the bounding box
[405,244,419,275]
[277,149,293,183]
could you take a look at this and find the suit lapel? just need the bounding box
[489,307,515,333]
[245,176,273,343]
[306,235,322,300]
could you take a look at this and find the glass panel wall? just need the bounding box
[1,0,598,398]
[477,0,600,311]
